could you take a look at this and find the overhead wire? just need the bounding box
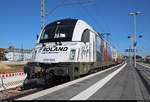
[45,0,65,16]
[79,2,103,33]
[79,0,113,42]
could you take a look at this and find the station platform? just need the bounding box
[17,62,150,100]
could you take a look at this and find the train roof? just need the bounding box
[45,18,78,28]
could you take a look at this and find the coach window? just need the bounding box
[81,29,90,43]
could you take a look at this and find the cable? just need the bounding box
[79,3,102,32]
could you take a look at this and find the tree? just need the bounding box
[0,52,8,61]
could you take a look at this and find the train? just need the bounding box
[145,56,150,63]
[23,18,123,88]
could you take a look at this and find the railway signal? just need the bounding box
[125,49,137,52]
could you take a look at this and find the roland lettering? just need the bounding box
[43,47,68,52]
[58,47,63,51]
[63,47,68,51]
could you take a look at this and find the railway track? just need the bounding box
[1,87,43,101]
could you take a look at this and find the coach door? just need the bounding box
[89,31,96,62]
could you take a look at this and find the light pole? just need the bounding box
[127,36,134,65]
[129,11,141,67]
[128,35,142,66]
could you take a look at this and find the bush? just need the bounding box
[0,52,8,61]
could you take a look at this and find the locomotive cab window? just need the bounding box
[39,19,77,43]
[81,29,90,43]
[43,33,48,39]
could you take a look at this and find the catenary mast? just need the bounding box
[41,0,45,32]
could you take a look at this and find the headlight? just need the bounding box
[70,49,76,60]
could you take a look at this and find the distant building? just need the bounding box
[145,56,150,63]
[0,48,6,52]
[0,48,7,61]
[2,46,33,61]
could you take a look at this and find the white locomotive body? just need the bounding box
[33,19,95,63]
[23,18,122,88]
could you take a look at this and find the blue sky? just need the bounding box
[0,0,150,57]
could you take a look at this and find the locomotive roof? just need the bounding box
[45,18,78,28]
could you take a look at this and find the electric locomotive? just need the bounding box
[23,18,122,87]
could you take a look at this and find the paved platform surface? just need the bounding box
[89,63,150,100]
[18,62,150,100]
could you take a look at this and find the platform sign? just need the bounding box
[125,49,137,52]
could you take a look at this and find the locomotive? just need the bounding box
[23,18,122,88]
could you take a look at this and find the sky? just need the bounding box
[0,0,150,57]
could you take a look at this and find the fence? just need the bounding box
[0,72,27,91]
